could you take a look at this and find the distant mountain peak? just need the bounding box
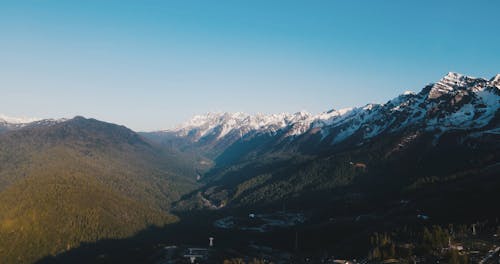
[164,72,500,148]
[490,73,500,87]
[428,72,482,99]
[445,71,465,79]
[0,115,69,132]
[0,114,41,124]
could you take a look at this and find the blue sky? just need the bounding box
[1,0,499,131]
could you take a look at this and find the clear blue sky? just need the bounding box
[1,0,499,131]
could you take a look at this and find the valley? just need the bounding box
[0,72,499,263]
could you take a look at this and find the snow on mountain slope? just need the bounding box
[171,111,314,140]
[0,114,67,131]
[491,74,500,87]
[428,72,471,99]
[0,114,41,124]
[166,73,500,146]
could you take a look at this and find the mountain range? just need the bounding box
[143,72,499,209]
[153,72,499,151]
[0,72,499,263]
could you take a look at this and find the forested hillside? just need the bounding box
[0,117,198,263]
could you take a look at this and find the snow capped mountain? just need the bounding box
[0,114,41,131]
[166,73,500,147]
[0,114,68,131]
[428,72,471,99]
[0,114,41,125]
[490,74,500,87]
[170,111,315,140]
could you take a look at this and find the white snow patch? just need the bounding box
[0,114,41,124]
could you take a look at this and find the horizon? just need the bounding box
[1,70,499,132]
[1,1,499,131]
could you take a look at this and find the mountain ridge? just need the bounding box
[148,72,499,159]
[0,72,498,263]
[143,72,500,211]
[2,72,498,137]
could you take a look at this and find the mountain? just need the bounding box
[0,114,66,133]
[0,116,198,263]
[154,72,499,154]
[0,114,41,125]
[1,72,499,263]
[0,114,38,132]
[144,72,500,210]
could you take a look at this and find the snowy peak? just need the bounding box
[0,114,68,131]
[167,108,367,142]
[428,72,479,99]
[444,71,465,80]
[402,91,416,96]
[170,111,315,141]
[167,72,500,148]
[490,74,500,88]
[428,72,500,99]
[0,114,41,125]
